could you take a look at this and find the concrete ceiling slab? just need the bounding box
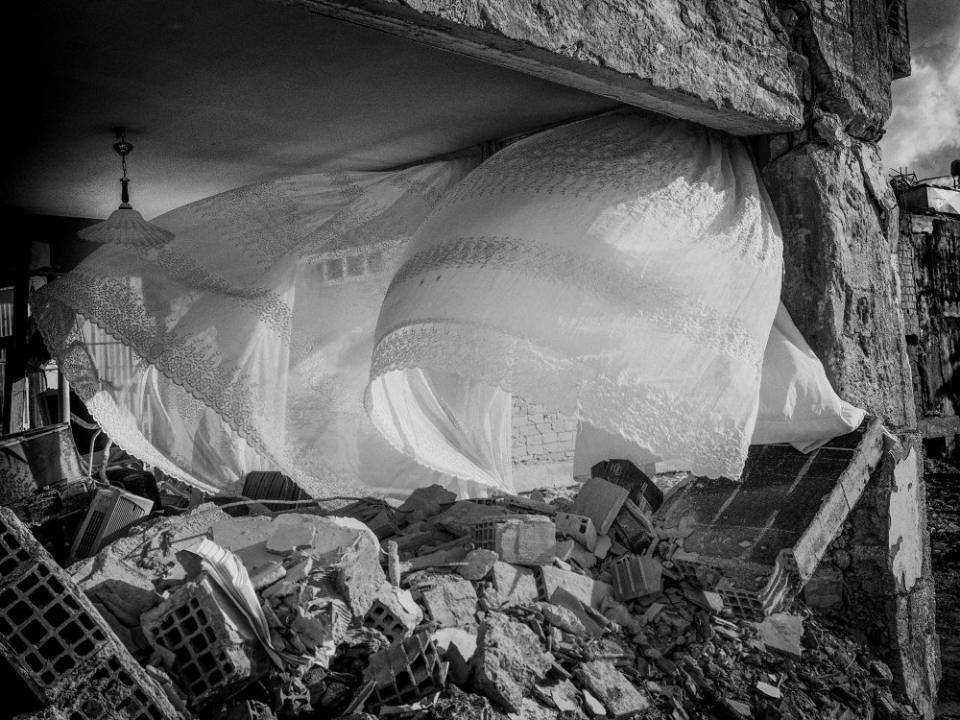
[4,0,615,219]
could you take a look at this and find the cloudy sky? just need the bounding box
[879,0,960,181]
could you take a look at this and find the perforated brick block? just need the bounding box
[57,652,181,720]
[0,562,107,689]
[555,512,598,551]
[0,513,34,578]
[0,508,182,720]
[363,632,448,710]
[611,555,662,600]
[363,592,420,644]
[141,578,267,708]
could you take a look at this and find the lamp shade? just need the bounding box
[78,204,174,247]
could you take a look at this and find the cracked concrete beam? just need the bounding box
[276,0,806,135]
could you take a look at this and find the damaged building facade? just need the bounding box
[0,0,944,718]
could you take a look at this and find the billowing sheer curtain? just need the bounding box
[367,109,863,486]
[35,110,864,499]
[33,159,502,497]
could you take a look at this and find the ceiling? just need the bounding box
[4,0,616,220]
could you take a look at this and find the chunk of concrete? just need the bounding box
[398,484,457,522]
[421,577,478,627]
[575,660,649,718]
[214,513,385,616]
[74,502,231,588]
[470,613,554,713]
[536,601,587,636]
[538,565,612,608]
[491,561,540,606]
[754,612,803,659]
[69,545,161,625]
[458,548,499,581]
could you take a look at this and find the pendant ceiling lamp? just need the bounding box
[78,128,174,247]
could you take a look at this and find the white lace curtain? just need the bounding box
[34,160,496,496]
[35,109,863,498]
[367,109,864,485]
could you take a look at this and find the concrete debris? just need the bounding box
[456,548,498,581]
[473,515,556,566]
[490,560,541,606]
[754,612,804,659]
[141,574,270,708]
[576,659,650,718]
[612,554,663,600]
[364,584,423,643]
[568,478,630,536]
[0,507,181,720]
[538,564,613,608]
[556,511,599,551]
[470,613,554,713]
[0,423,930,720]
[420,577,478,627]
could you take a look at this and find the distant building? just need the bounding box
[894,173,960,444]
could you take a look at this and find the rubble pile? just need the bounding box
[1,448,926,720]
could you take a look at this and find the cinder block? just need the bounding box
[473,516,555,566]
[0,507,181,720]
[141,576,268,708]
[567,478,629,535]
[611,555,663,600]
[363,631,448,710]
[555,512,598,551]
[0,561,109,690]
[364,586,423,643]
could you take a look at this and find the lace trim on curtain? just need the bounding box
[369,321,755,479]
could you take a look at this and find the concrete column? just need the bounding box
[762,133,941,716]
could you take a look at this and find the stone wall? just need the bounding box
[510,397,576,467]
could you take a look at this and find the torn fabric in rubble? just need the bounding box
[367,109,863,484]
[32,159,511,497]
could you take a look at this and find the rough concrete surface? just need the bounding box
[286,0,806,134]
[763,139,915,429]
[816,434,940,718]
